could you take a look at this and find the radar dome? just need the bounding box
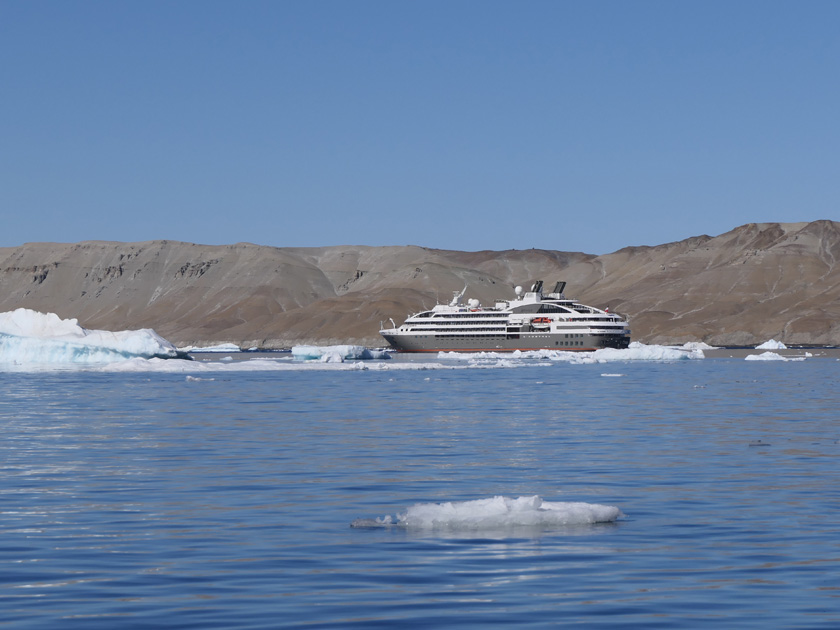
[515,285,523,296]
[468,298,480,308]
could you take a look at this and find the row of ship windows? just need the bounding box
[434,334,505,339]
[413,329,594,334]
[410,327,505,332]
[431,334,589,345]
[409,322,624,332]
[411,317,618,324]
[414,306,600,318]
[412,316,507,321]
[430,333,589,338]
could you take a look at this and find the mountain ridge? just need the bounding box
[2,221,839,347]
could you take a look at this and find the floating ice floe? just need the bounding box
[745,351,805,362]
[440,341,704,364]
[677,341,717,350]
[351,495,623,530]
[98,357,446,373]
[291,345,391,362]
[591,342,705,362]
[99,343,702,372]
[0,308,184,368]
[756,339,787,350]
[179,342,242,353]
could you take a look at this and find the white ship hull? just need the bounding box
[380,281,630,353]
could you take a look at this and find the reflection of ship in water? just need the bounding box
[380,280,631,352]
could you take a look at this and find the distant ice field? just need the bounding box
[1,310,832,372]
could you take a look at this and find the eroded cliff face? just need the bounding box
[2,221,839,347]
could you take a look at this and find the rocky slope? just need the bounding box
[1,221,839,347]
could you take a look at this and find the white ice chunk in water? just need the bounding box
[755,339,787,350]
[0,309,183,367]
[352,495,622,530]
[745,351,804,362]
[591,342,704,361]
[179,342,242,352]
[678,341,716,350]
[439,341,704,363]
[292,345,390,361]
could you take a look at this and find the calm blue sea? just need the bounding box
[1,356,838,628]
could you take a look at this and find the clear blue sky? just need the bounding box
[2,1,838,254]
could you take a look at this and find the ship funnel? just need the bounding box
[530,280,544,293]
[553,281,566,295]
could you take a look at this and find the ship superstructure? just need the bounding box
[380,281,630,352]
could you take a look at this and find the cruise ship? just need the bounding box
[380,280,630,352]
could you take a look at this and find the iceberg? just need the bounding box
[291,345,390,362]
[351,495,622,530]
[756,339,787,350]
[0,308,186,368]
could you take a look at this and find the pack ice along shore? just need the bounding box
[380,281,631,352]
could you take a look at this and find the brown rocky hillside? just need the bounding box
[1,221,839,347]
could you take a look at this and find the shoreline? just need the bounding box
[188,346,840,361]
[702,347,840,359]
